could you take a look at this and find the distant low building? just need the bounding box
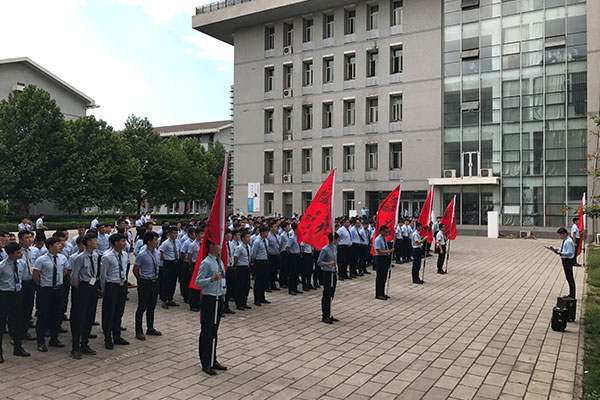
[155,120,233,152]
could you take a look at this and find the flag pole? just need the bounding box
[386,182,402,297]
[444,238,451,274]
[211,276,220,369]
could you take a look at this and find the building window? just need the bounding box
[265,192,274,214]
[323,57,334,83]
[343,191,355,215]
[367,4,379,31]
[345,9,356,34]
[303,18,313,43]
[264,151,274,174]
[323,13,334,39]
[302,192,312,213]
[344,100,355,126]
[390,95,403,122]
[323,102,333,128]
[303,61,313,86]
[391,1,403,26]
[283,64,293,89]
[264,109,274,133]
[390,142,402,170]
[322,147,333,172]
[367,50,378,77]
[366,144,378,170]
[345,53,356,81]
[284,22,293,47]
[303,105,313,130]
[284,107,293,134]
[264,67,274,92]
[302,148,312,173]
[265,25,275,50]
[283,150,293,174]
[367,97,379,124]
[391,46,403,74]
[344,146,355,172]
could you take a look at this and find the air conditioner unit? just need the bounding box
[443,169,457,179]
[283,174,292,183]
[519,230,532,238]
[479,168,493,177]
[13,82,25,92]
[283,89,293,97]
[284,134,293,141]
[283,46,294,55]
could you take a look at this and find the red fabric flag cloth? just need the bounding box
[189,152,229,291]
[576,192,586,256]
[370,184,402,256]
[418,186,435,241]
[297,170,336,251]
[440,195,458,241]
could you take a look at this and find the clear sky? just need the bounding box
[0,0,233,129]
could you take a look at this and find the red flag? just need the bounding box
[371,185,402,256]
[440,195,458,241]
[189,152,229,291]
[297,170,336,250]
[576,192,586,256]
[418,186,435,242]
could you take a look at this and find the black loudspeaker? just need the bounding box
[557,296,576,322]
[551,307,567,332]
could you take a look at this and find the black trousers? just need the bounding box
[59,280,70,317]
[198,295,224,368]
[36,287,62,345]
[337,245,350,278]
[437,244,446,272]
[160,260,179,302]
[288,253,300,292]
[313,251,322,285]
[179,262,191,302]
[0,291,23,351]
[268,254,280,289]
[301,253,313,288]
[412,248,423,283]
[70,282,98,351]
[189,288,201,310]
[321,271,336,319]
[574,238,581,264]
[253,259,268,302]
[235,266,251,308]
[562,258,576,298]
[225,265,236,306]
[102,283,127,342]
[402,237,411,261]
[394,240,403,263]
[136,279,159,333]
[375,256,390,297]
[21,280,36,334]
[35,228,46,241]
[278,252,288,287]
[350,244,360,276]
[359,245,369,273]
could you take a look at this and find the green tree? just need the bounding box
[0,85,66,213]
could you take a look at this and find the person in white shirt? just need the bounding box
[571,217,582,267]
[435,224,447,275]
[90,216,99,230]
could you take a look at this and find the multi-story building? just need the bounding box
[193,0,599,235]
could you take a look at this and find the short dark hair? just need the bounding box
[109,233,126,246]
[328,232,340,242]
[557,227,569,235]
[573,217,579,223]
[52,231,67,239]
[416,222,423,228]
[55,227,68,233]
[259,225,269,233]
[280,222,288,229]
[168,226,178,234]
[143,231,159,245]
[18,230,33,239]
[75,236,83,245]
[195,227,204,235]
[5,242,22,255]
[0,230,7,237]
[77,225,86,229]
[240,231,249,240]
[82,234,97,246]
[45,237,62,249]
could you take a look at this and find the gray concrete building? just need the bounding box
[155,119,234,151]
[193,0,599,235]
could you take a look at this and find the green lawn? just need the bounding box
[584,246,600,399]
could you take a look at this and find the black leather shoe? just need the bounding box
[322,318,333,324]
[58,327,68,333]
[384,295,390,299]
[166,301,179,307]
[104,341,114,350]
[120,327,127,331]
[376,295,387,300]
[363,271,372,275]
[87,334,97,339]
[254,301,262,306]
[271,287,280,291]
[302,286,310,292]
[213,361,227,371]
[81,346,97,355]
[14,347,30,357]
[437,270,446,274]
[243,305,252,309]
[224,308,236,314]
[260,299,271,304]
[136,333,146,341]
[338,276,345,281]
[265,288,272,293]
[202,366,217,376]
[37,344,48,352]
[146,328,162,336]
[92,321,99,326]
[113,338,129,345]
[294,290,303,294]
[49,340,65,348]
[280,284,288,289]
[190,307,200,312]
[162,302,169,309]
[413,280,424,284]
[288,291,296,295]
[330,316,339,322]
[236,306,245,311]
[70,350,83,360]
[307,285,316,290]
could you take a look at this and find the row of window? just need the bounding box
[265,46,403,91]
[264,191,358,216]
[264,142,403,176]
[264,95,403,133]
[265,0,404,50]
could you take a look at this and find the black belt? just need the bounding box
[236,265,249,268]
[107,282,127,287]
[41,286,61,290]
[140,278,158,283]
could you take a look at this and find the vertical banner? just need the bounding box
[247,183,261,213]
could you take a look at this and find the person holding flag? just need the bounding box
[435,224,447,275]
[374,226,394,299]
[411,223,427,284]
[573,192,586,267]
[317,233,339,324]
[440,196,458,273]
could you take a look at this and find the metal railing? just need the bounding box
[196,0,252,15]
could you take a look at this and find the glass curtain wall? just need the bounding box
[443,0,587,227]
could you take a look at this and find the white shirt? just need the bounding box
[35,218,44,229]
[571,224,580,239]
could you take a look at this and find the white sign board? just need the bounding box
[247,183,260,213]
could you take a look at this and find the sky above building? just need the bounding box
[0,0,233,129]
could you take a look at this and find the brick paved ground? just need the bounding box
[0,236,585,399]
